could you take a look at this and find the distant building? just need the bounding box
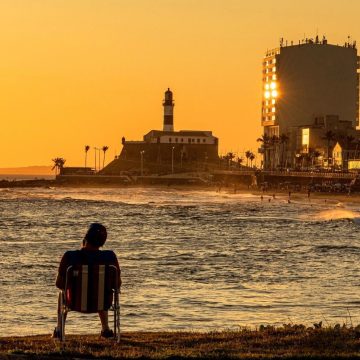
[103,89,218,174]
[333,140,360,170]
[260,36,360,169]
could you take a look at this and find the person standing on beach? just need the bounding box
[54,223,121,338]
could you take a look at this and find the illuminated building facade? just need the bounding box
[260,37,360,169]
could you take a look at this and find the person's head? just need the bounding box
[84,223,107,248]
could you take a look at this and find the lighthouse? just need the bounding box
[163,88,174,131]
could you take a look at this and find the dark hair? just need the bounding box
[84,223,107,247]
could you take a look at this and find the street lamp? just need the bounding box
[94,147,100,172]
[140,150,145,176]
[171,146,175,174]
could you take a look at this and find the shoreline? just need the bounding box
[2,179,360,206]
[2,326,360,359]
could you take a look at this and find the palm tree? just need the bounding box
[102,146,109,169]
[355,138,360,159]
[270,135,279,170]
[257,134,271,169]
[308,148,321,167]
[245,150,252,167]
[84,145,90,168]
[249,153,255,168]
[344,135,355,169]
[322,130,336,167]
[52,157,66,175]
[279,133,289,168]
[225,152,235,169]
[237,157,243,168]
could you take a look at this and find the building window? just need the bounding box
[197,139,200,143]
[175,138,178,143]
[188,138,191,143]
[203,139,206,143]
[272,99,276,105]
[192,139,195,143]
[272,107,276,112]
[169,138,172,142]
[302,128,309,147]
[272,74,277,80]
[272,115,276,120]
[181,138,183,142]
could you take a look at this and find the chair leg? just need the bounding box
[113,291,120,343]
[59,292,67,342]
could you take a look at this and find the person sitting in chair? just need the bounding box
[54,223,121,339]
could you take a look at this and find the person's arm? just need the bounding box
[55,252,69,290]
[112,252,122,288]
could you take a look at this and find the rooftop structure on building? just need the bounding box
[260,35,360,169]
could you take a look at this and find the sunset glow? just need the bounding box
[1,0,360,167]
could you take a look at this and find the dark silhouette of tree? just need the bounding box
[245,150,252,167]
[237,157,243,168]
[344,135,355,169]
[249,153,255,168]
[257,134,271,169]
[84,145,90,168]
[102,146,109,169]
[52,157,66,175]
[279,133,289,168]
[322,130,336,167]
[270,135,279,170]
[308,148,321,167]
[225,152,235,170]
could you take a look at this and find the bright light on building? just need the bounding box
[264,91,270,99]
[265,84,270,90]
[271,90,278,98]
[270,82,276,90]
[302,128,309,146]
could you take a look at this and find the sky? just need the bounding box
[1,0,360,168]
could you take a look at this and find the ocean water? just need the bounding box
[0,186,359,336]
[0,174,54,181]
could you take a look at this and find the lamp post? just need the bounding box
[140,150,145,176]
[94,147,98,172]
[171,146,175,174]
[94,147,101,172]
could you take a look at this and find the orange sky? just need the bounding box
[1,0,359,167]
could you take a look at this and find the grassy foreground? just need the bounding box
[2,325,360,359]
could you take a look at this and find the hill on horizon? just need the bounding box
[0,166,54,175]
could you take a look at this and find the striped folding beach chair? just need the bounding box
[58,264,120,342]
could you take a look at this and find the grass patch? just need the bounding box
[2,324,360,359]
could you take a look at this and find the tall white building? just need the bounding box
[261,37,360,168]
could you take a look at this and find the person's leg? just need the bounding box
[98,311,110,331]
[98,311,114,338]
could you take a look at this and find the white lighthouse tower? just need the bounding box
[163,88,174,132]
